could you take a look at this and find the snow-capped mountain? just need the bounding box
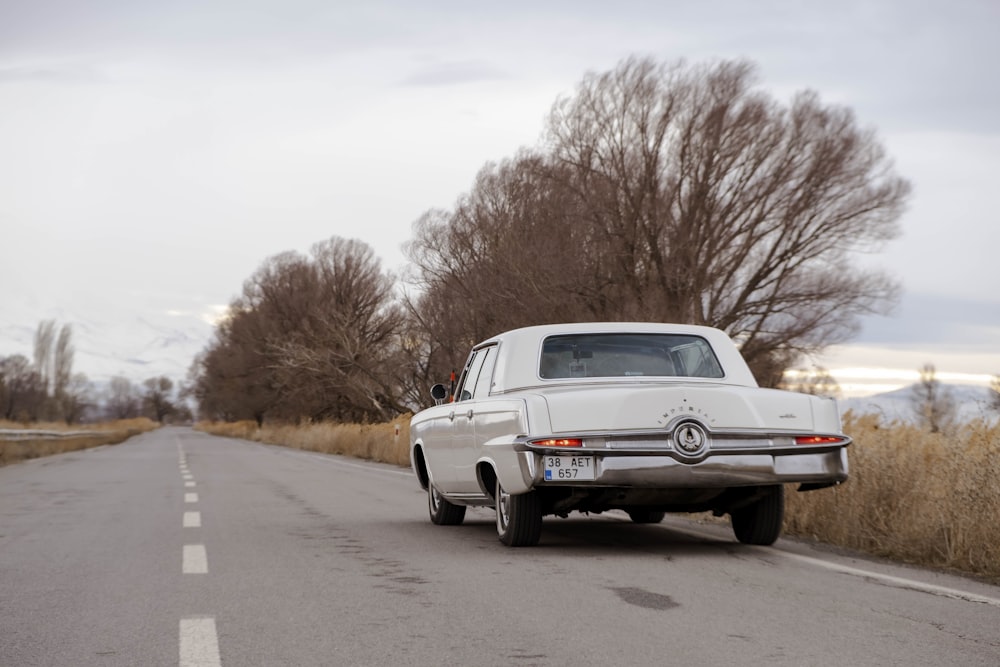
[840,383,998,424]
[0,295,216,387]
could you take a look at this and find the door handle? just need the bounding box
[448,411,455,421]
[466,409,474,419]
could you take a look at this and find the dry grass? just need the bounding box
[197,412,1000,582]
[196,416,412,467]
[785,412,1000,582]
[0,418,160,466]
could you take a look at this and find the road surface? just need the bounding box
[1,426,998,666]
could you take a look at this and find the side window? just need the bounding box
[471,346,497,399]
[456,349,488,402]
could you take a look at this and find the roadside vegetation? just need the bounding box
[785,413,1000,583]
[196,416,411,467]
[198,412,1000,583]
[0,418,160,466]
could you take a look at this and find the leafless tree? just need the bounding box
[106,376,141,419]
[408,57,909,389]
[143,376,176,423]
[33,320,56,396]
[59,373,91,424]
[989,374,1000,413]
[911,364,958,433]
[0,355,46,422]
[545,57,908,382]
[191,237,406,423]
[53,325,74,400]
[785,366,842,399]
[262,237,407,422]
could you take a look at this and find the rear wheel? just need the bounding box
[627,509,666,524]
[495,479,542,546]
[730,486,784,545]
[428,483,466,525]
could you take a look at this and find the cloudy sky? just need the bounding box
[1,0,998,396]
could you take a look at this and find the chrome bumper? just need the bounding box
[521,447,849,489]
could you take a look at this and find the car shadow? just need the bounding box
[458,510,747,558]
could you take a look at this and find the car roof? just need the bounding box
[477,322,759,392]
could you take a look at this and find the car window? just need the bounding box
[539,333,724,379]
[456,348,489,401]
[471,346,497,398]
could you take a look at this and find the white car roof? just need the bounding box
[478,322,759,393]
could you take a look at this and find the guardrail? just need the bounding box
[0,429,111,441]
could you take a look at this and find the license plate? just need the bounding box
[543,455,595,481]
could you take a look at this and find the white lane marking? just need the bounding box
[185,481,196,488]
[776,550,1000,608]
[179,617,221,667]
[641,519,1000,608]
[183,474,194,480]
[183,544,208,574]
[185,493,199,503]
[183,511,202,528]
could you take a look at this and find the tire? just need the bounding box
[428,483,466,525]
[627,509,666,524]
[495,478,542,547]
[730,486,784,545]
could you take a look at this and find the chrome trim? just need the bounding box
[530,449,848,488]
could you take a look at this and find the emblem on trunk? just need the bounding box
[673,420,709,457]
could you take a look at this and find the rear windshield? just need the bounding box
[539,333,724,380]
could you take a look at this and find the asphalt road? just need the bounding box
[1,427,999,666]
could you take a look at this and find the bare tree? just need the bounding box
[106,376,141,419]
[53,324,74,400]
[0,355,46,422]
[263,237,407,422]
[59,373,91,424]
[911,364,958,433]
[989,374,1000,413]
[544,57,908,383]
[33,320,56,396]
[785,366,842,399]
[143,376,176,423]
[407,57,910,389]
[191,237,406,423]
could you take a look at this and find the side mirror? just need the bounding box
[430,383,448,405]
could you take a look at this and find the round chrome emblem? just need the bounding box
[673,421,708,456]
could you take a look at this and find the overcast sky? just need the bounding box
[1,0,998,396]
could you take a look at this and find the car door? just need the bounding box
[448,345,497,495]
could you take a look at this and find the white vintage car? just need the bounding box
[409,323,850,547]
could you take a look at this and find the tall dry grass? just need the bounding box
[785,412,1000,582]
[197,412,1000,581]
[196,415,411,467]
[0,418,160,466]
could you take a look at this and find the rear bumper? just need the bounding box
[513,447,849,490]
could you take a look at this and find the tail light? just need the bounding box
[794,435,846,446]
[530,438,584,447]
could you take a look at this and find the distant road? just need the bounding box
[2,427,998,666]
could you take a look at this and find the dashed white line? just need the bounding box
[183,544,208,574]
[183,474,194,480]
[179,617,221,667]
[185,481,196,488]
[185,493,199,503]
[183,511,202,528]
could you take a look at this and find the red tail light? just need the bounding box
[794,435,845,446]
[531,438,583,447]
